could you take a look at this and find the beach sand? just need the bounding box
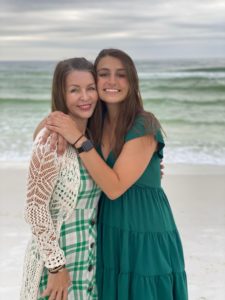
[0,162,225,299]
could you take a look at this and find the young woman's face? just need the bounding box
[96,56,129,104]
[65,70,98,121]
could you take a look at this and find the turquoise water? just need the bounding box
[0,59,225,164]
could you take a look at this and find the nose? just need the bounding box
[80,89,89,101]
[108,73,117,85]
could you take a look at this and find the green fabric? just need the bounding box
[38,158,101,300]
[96,116,188,300]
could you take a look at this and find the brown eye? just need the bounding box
[71,88,79,93]
[88,86,96,91]
[98,72,109,77]
[116,71,127,78]
[118,73,126,78]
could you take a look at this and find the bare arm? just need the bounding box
[46,112,157,200]
[78,135,157,199]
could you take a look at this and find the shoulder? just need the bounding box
[34,128,50,145]
[124,115,145,142]
[32,128,60,163]
[125,112,161,142]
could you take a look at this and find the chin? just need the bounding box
[79,111,94,119]
[102,97,125,104]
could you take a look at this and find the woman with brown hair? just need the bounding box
[42,49,188,299]
[21,57,101,300]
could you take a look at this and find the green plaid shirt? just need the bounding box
[38,157,101,300]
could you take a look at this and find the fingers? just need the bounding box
[160,161,165,178]
[41,128,51,145]
[47,112,66,125]
[50,132,58,151]
[41,287,51,297]
[49,291,58,300]
[42,289,67,300]
[50,132,68,155]
[63,288,68,300]
[58,134,67,156]
[55,290,63,300]
[47,112,72,128]
[42,269,70,300]
[42,289,68,300]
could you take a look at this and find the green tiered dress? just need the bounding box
[96,117,188,300]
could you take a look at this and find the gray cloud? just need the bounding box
[0,0,225,60]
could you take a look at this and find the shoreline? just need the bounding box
[1,160,225,171]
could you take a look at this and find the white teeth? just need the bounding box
[105,89,119,92]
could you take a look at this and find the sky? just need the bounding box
[0,0,225,61]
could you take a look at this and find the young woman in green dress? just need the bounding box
[21,58,102,300]
[44,49,188,299]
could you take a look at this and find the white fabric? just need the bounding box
[20,128,80,300]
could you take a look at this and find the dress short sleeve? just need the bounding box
[125,116,147,142]
[125,116,165,159]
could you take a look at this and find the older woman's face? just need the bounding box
[65,70,98,121]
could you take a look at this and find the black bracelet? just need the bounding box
[73,134,84,147]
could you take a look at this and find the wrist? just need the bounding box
[72,133,84,147]
[74,136,88,148]
[48,264,66,274]
[75,138,94,154]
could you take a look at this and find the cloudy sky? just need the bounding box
[1,0,225,60]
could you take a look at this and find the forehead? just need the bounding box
[66,70,95,85]
[97,56,125,70]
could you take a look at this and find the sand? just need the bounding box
[0,162,225,299]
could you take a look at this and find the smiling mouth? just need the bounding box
[78,104,92,110]
[104,88,120,92]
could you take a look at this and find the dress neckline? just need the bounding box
[99,146,112,162]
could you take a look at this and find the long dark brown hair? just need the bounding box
[90,48,162,157]
[51,57,99,143]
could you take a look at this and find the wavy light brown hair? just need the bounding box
[90,48,162,157]
[51,57,100,143]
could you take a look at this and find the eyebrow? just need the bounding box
[68,82,96,88]
[97,68,126,72]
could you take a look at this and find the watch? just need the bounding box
[76,139,94,154]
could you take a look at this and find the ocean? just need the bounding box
[0,59,225,164]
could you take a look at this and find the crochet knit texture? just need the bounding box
[20,128,80,299]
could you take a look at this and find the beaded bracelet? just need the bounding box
[48,264,65,274]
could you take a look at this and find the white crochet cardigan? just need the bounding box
[20,129,80,300]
